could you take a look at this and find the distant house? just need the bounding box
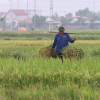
[46,17,62,24]
[45,17,54,22]
[0,12,6,19]
[45,17,62,29]
[69,16,92,25]
[54,17,62,28]
[5,9,27,26]
[55,17,62,22]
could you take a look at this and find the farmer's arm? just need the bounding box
[52,35,57,48]
[68,34,76,43]
[49,36,57,50]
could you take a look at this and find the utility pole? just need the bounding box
[49,0,53,30]
[49,0,52,30]
[51,0,53,30]
[34,0,36,30]
[27,0,28,30]
[94,0,95,29]
[18,0,19,30]
[94,0,95,13]
[10,0,12,31]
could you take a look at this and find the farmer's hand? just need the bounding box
[49,47,53,51]
[74,37,76,41]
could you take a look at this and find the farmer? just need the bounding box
[49,26,76,63]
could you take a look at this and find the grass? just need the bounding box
[0,40,100,100]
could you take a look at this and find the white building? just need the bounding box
[45,17,54,22]
[5,9,27,25]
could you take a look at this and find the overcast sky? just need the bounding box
[0,0,100,16]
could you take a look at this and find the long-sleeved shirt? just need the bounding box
[52,33,74,53]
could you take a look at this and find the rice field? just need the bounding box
[0,40,100,100]
[0,30,100,40]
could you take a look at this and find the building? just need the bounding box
[54,17,62,28]
[0,12,6,19]
[45,16,54,22]
[5,9,27,26]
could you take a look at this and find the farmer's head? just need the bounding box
[58,26,65,35]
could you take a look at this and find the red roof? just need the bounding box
[73,16,80,18]
[19,19,32,22]
[66,25,70,27]
[66,17,72,19]
[46,16,49,19]
[11,9,27,15]
[83,17,92,20]
[55,17,62,21]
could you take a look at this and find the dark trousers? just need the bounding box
[58,52,63,63]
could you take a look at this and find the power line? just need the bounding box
[24,0,100,2]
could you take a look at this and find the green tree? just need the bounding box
[76,8,100,22]
[82,8,90,16]
[61,17,68,26]
[75,16,85,25]
[32,15,46,28]
[0,18,4,22]
[61,13,73,26]
[0,18,6,30]
[65,13,73,24]
[76,8,90,17]
[65,13,73,17]
[53,12,59,20]
[76,9,83,16]
[19,22,26,28]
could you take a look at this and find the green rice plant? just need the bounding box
[91,49,100,57]
[10,51,29,60]
[0,50,4,58]
[0,56,100,99]
[0,40,100,99]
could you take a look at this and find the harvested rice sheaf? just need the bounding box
[39,45,57,58]
[39,45,84,59]
[62,47,85,59]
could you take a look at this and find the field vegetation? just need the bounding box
[0,39,100,99]
[0,30,100,99]
[0,30,100,40]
